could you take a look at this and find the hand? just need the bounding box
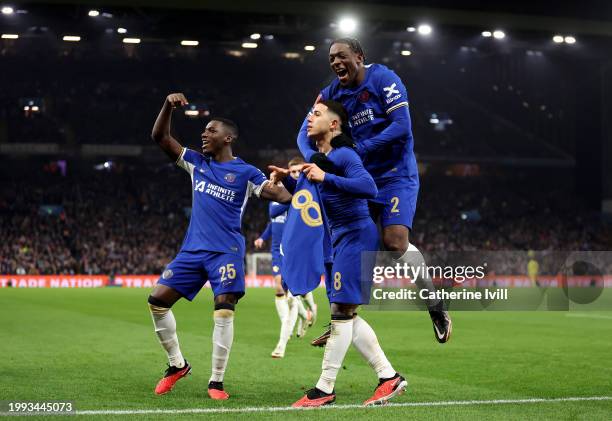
[302,163,325,183]
[254,238,264,249]
[268,165,290,184]
[166,93,189,109]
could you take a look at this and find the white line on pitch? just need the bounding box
[52,396,612,416]
[566,313,612,320]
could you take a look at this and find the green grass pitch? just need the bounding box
[1,288,611,420]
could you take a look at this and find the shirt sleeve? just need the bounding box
[323,149,378,198]
[269,202,290,218]
[378,68,409,115]
[176,148,203,177]
[296,90,329,161]
[259,223,272,241]
[356,70,412,155]
[247,166,270,198]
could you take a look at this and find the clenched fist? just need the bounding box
[166,93,189,109]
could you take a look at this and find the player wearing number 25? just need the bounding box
[147,93,291,400]
[272,100,407,407]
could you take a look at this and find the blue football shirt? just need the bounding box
[176,148,268,256]
[319,63,419,183]
[269,201,288,254]
[319,147,378,241]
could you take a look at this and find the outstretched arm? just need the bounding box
[151,93,188,162]
[260,182,292,204]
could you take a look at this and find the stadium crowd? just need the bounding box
[1,163,610,276]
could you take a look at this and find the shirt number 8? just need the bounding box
[334,271,342,291]
[292,189,323,227]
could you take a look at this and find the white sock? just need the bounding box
[303,292,316,313]
[209,309,234,383]
[296,296,308,320]
[399,243,440,309]
[149,304,185,368]
[315,319,353,394]
[279,294,298,347]
[352,316,395,379]
[275,295,288,322]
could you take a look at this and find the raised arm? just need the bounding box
[151,93,188,162]
[297,115,317,161]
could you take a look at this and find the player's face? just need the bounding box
[329,43,364,86]
[307,103,334,138]
[289,164,303,180]
[201,121,230,154]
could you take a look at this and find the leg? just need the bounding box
[205,252,246,399]
[149,284,186,368]
[272,291,298,358]
[148,283,193,395]
[302,292,317,326]
[207,293,238,400]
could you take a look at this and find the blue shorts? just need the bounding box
[369,177,419,229]
[326,222,379,305]
[158,250,245,301]
[271,250,282,276]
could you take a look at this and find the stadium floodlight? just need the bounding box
[338,17,358,34]
[123,38,140,44]
[241,42,257,48]
[284,52,300,59]
[417,24,432,35]
[552,35,564,43]
[181,40,199,46]
[88,9,99,17]
[400,50,411,56]
[250,33,261,40]
[304,45,315,51]
[62,35,81,42]
[493,30,505,39]
[481,31,492,37]
[564,36,576,44]
[264,34,274,40]
[117,28,127,34]
[406,26,416,32]
[1,33,18,39]
[1,6,14,14]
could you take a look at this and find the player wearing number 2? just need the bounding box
[272,100,407,407]
[148,93,291,399]
[298,38,451,345]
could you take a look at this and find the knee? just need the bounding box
[383,229,409,254]
[330,303,357,319]
[148,295,172,310]
[214,294,238,316]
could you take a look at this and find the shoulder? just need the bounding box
[322,79,340,99]
[182,148,206,164]
[330,147,361,166]
[370,64,403,84]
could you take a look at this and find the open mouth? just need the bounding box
[335,68,349,81]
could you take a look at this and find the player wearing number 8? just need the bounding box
[280,100,407,407]
[147,92,291,399]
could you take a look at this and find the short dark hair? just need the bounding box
[319,99,348,127]
[211,117,239,140]
[330,37,365,61]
